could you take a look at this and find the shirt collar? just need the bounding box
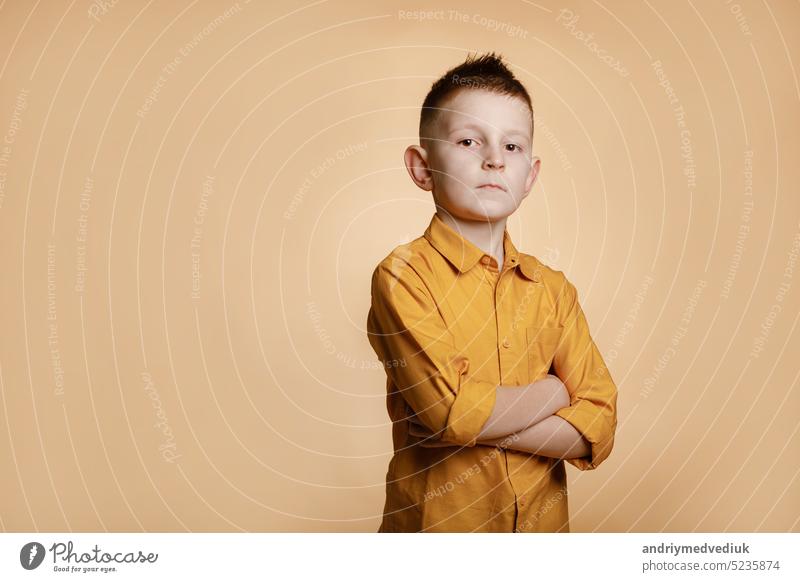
[423,212,541,281]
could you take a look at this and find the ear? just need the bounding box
[404,145,433,191]
[523,156,541,196]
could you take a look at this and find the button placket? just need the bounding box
[496,269,522,383]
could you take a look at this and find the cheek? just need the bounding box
[437,154,477,186]
[509,158,532,182]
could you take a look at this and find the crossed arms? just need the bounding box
[408,375,592,460]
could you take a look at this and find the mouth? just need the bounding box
[477,183,508,192]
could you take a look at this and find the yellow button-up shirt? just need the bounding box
[367,212,618,532]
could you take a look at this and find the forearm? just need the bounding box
[478,415,591,460]
[476,375,570,440]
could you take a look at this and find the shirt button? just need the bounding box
[502,338,511,349]
[481,256,491,265]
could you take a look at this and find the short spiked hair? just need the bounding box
[419,52,533,142]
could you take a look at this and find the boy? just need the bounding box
[366,53,618,533]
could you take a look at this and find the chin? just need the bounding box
[458,208,514,222]
[469,201,518,220]
[436,192,518,222]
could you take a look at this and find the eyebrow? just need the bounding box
[447,122,531,142]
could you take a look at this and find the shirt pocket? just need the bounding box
[526,326,563,382]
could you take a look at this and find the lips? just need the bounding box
[477,183,507,192]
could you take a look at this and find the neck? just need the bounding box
[436,210,506,266]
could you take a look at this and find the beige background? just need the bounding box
[0,0,798,532]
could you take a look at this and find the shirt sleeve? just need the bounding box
[366,261,497,447]
[551,278,618,470]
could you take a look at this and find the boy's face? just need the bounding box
[406,89,540,223]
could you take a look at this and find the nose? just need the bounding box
[482,146,505,171]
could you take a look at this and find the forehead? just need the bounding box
[436,89,532,136]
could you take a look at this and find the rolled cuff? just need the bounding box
[554,401,615,470]
[439,377,497,447]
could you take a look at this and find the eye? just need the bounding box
[458,138,476,147]
[505,143,520,152]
